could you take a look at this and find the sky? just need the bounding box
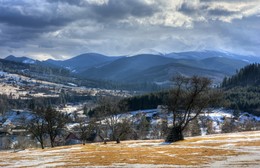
[0,0,259,60]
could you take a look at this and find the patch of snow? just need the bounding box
[0,110,36,127]
[0,71,7,76]
[128,48,164,57]
[239,112,260,123]
[65,66,77,73]
[160,142,172,145]
[22,59,35,64]
[119,164,180,168]
[67,83,77,87]
[66,123,79,130]
[44,147,81,153]
[241,59,250,63]
[154,80,171,85]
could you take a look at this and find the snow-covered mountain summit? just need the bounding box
[128,48,164,57]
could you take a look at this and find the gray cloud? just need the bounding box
[46,0,159,23]
[208,8,237,16]
[178,2,237,18]
[89,0,158,21]
[0,1,74,28]
[46,0,83,6]
[0,0,259,60]
[0,7,70,28]
[178,2,208,15]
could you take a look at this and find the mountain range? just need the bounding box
[3,50,260,85]
[5,55,36,64]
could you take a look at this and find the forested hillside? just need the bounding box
[222,63,260,87]
[0,59,70,82]
[119,64,260,117]
[222,63,260,116]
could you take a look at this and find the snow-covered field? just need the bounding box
[0,131,259,167]
[0,70,132,99]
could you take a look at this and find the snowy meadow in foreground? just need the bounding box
[0,131,259,168]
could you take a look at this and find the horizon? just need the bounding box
[3,49,258,61]
[0,0,259,60]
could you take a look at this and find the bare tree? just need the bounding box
[94,96,128,143]
[222,117,237,133]
[26,116,46,149]
[206,119,215,134]
[136,115,150,139]
[183,118,201,137]
[165,76,221,142]
[74,118,97,145]
[36,107,68,148]
[114,118,134,143]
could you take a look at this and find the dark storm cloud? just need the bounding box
[87,0,159,22]
[0,0,160,32]
[0,0,78,47]
[0,4,72,28]
[0,23,59,50]
[46,0,159,22]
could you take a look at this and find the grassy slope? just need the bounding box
[0,131,259,167]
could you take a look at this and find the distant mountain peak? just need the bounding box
[43,52,121,73]
[5,55,36,64]
[128,48,164,57]
[5,55,16,59]
[22,59,36,64]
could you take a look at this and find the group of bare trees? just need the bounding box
[91,97,134,143]
[72,118,96,145]
[88,76,220,143]
[26,75,221,148]
[27,107,69,149]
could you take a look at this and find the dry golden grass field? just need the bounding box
[0,131,260,167]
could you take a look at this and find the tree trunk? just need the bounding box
[50,139,55,148]
[116,138,120,144]
[40,143,44,149]
[37,137,44,149]
[39,139,44,149]
[165,126,184,142]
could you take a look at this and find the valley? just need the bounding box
[0,51,260,168]
[0,70,132,99]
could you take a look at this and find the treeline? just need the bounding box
[106,81,163,92]
[222,63,260,116]
[75,78,163,92]
[224,87,260,116]
[222,63,260,87]
[88,92,166,117]
[121,91,167,111]
[117,63,260,116]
